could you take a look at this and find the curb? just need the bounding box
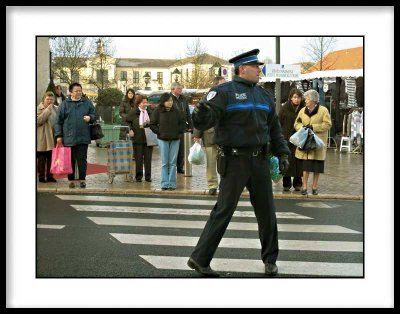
[37,187,363,201]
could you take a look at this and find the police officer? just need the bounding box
[187,49,290,277]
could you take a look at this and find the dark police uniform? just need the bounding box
[188,49,290,276]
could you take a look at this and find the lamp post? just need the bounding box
[49,50,54,85]
[211,61,221,76]
[172,68,181,82]
[143,73,151,90]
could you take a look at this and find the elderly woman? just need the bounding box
[294,89,332,195]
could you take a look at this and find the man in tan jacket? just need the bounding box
[192,76,226,195]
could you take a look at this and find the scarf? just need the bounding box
[139,107,150,126]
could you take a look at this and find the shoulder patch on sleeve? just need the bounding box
[206,91,217,101]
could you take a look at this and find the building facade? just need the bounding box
[54,53,232,97]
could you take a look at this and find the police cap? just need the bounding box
[228,49,264,68]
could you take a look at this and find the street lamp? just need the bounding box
[172,68,181,82]
[211,62,221,76]
[143,73,151,90]
[49,50,54,85]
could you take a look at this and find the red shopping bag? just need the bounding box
[50,144,73,175]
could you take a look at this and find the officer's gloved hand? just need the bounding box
[279,154,289,175]
[304,124,313,130]
[193,102,210,121]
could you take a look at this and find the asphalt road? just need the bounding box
[36,192,363,278]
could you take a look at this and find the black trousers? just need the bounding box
[37,150,54,180]
[283,176,303,189]
[190,154,279,267]
[67,144,88,181]
[176,133,185,171]
[134,143,153,180]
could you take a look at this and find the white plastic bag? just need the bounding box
[188,142,205,165]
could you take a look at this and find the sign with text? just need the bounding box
[263,64,301,80]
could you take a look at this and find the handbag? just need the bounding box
[90,123,104,140]
[144,127,158,146]
[299,129,318,151]
[50,144,73,175]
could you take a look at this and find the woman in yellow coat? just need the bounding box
[294,89,332,195]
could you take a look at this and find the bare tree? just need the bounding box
[180,38,212,89]
[303,37,337,71]
[50,37,92,85]
[84,37,116,92]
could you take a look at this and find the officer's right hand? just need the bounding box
[192,102,210,122]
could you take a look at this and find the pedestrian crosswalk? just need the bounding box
[55,194,364,277]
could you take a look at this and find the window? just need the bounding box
[133,71,139,84]
[157,72,163,84]
[71,71,80,83]
[120,71,127,80]
[96,69,108,83]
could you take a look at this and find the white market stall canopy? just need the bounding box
[260,68,363,82]
[301,69,363,80]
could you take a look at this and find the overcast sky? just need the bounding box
[111,36,363,64]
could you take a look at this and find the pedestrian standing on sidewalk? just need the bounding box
[126,94,153,182]
[188,49,290,277]
[150,92,185,190]
[294,89,332,195]
[120,88,136,150]
[278,88,305,191]
[37,91,58,183]
[170,82,193,174]
[193,76,226,195]
[54,83,96,189]
[54,85,66,106]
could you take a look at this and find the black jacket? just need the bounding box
[192,76,290,156]
[150,105,185,141]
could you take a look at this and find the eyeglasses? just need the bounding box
[72,90,82,93]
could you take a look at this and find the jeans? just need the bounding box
[158,139,180,189]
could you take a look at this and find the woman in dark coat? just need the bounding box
[278,88,305,191]
[126,94,154,182]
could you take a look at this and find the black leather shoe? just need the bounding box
[39,178,46,183]
[136,178,142,182]
[312,189,318,195]
[177,169,184,174]
[265,263,278,276]
[80,181,86,188]
[187,257,220,277]
[283,187,290,192]
[47,177,57,183]
[145,178,152,182]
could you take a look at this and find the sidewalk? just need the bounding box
[37,142,363,200]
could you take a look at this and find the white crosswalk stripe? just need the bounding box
[87,216,360,234]
[37,224,65,229]
[111,233,363,252]
[72,204,312,219]
[57,194,257,207]
[140,255,363,277]
[56,194,363,277]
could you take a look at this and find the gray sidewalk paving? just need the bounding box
[37,142,364,200]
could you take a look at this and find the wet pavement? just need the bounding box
[37,142,363,200]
